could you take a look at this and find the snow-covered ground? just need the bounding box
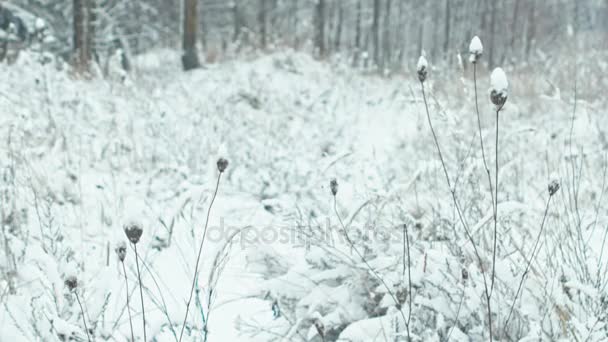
[0,50,607,341]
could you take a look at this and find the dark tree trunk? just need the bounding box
[372,0,381,68]
[396,0,406,67]
[444,0,450,60]
[509,0,521,62]
[335,2,343,51]
[293,0,299,47]
[417,17,424,58]
[432,0,440,59]
[314,0,326,57]
[383,0,391,69]
[489,0,497,67]
[258,0,267,49]
[353,0,362,66]
[87,0,96,63]
[73,0,90,73]
[182,0,201,71]
[232,2,240,42]
[525,0,536,60]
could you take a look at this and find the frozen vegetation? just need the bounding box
[0,41,607,342]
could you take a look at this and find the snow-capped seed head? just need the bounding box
[35,18,46,31]
[217,158,229,173]
[416,55,428,83]
[115,241,127,262]
[490,67,508,108]
[461,268,469,282]
[548,179,560,196]
[65,275,78,291]
[124,222,143,244]
[469,36,483,63]
[329,178,338,196]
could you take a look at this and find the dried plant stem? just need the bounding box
[403,224,412,329]
[333,198,410,341]
[446,286,466,342]
[420,81,493,341]
[503,195,553,331]
[491,107,501,297]
[74,291,91,342]
[473,63,495,215]
[473,63,498,297]
[121,261,136,342]
[178,173,222,342]
[134,243,147,342]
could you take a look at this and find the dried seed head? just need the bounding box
[490,67,509,109]
[548,179,560,196]
[469,36,483,63]
[217,158,229,173]
[115,241,127,262]
[490,90,507,108]
[461,268,469,282]
[65,275,78,291]
[416,55,428,83]
[124,222,143,244]
[329,178,338,196]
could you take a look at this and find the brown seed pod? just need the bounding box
[115,241,127,261]
[124,222,143,244]
[65,275,78,291]
[217,158,229,173]
[329,178,338,196]
[548,179,560,196]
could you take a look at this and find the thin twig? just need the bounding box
[404,224,412,329]
[503,195,553,331]
[473,63,496,217]
[473,62,499,298]
[420,80,493,341]
[446,285,466,342]
[178,173,223,341]
[491,106,500,296]
[134,243,147,342]
[74,292,91,342]
[121,261,136,342]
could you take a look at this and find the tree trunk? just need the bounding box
[372,0,380,68]
[258,0,267,49]
[182,0,201,71]
[509,0,521,62]
[314,0,326,57]
[383,0,391,69]
[353,0,362,66]
[334,3,343,51]
[232,2,240,42]
[87,0,96,63]
[444,0,450,61]
[73,0,89,73]
[432,1,440,59]
[525,0,536,60]
[293,0,299,47]
[396,0,406,67]
[489,0,497,67]
[417,16,424,58]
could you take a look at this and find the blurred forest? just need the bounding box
[1,0,607,74]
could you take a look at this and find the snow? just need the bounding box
[35,17,45,30]
[490,67,509,95]
[417,55,428,72]
[0,48,607,342]
[469,36,483,54]
[469,36,483,62]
